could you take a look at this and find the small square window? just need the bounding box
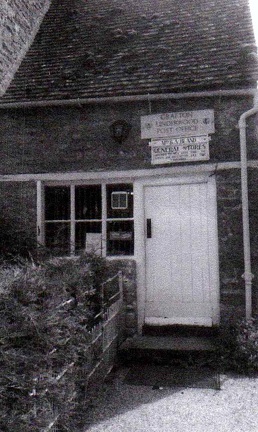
[111,192,128,210]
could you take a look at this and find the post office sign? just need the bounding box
[141,109,215,139]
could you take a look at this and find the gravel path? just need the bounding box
[84,367,258,432]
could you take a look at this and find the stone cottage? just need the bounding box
[0,0,258,335]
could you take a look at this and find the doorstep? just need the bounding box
[119,335,216,352]
[118,334,218,365]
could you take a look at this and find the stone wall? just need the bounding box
[1,95,258,327]
[0,0,50,95]
[216,168,258,322]
[0,181,37,255]
[0,95,256,175]
[216,170,245,321]
[248,168,258,315]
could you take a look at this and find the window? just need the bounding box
[75,185,102,254]
[106,184,134,256]
[45,186,70,255]
[111,192,128,210]
[44,183,134,256]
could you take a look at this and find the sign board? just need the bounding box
[141,109,214,139]
[149,135,210,164]
[150,135,210,147]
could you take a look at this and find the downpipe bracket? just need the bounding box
[241,272,254,282]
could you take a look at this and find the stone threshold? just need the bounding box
[119,335,216,353]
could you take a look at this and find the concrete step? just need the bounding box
[118,335,218,365]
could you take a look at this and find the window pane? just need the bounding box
[107,220,134,256]
[45,223,70,256]
[75,222,102,254]
[107,184,133,219]
[75,185,101,220]
[45,186,70,220]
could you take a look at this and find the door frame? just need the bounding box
[134,173,220,333]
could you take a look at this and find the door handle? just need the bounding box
[147,218,152,238]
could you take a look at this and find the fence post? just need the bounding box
[118,270,123,302]
[118,270,126,345]
[100,279,105,353]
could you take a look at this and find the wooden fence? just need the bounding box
[44,270,124,432]
[84,270,124,398]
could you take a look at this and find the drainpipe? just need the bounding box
[238,91,258,319]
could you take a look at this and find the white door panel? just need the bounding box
[145,181,219,326]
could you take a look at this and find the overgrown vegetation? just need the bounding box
[0,254,112,432]
[218,317,258,374]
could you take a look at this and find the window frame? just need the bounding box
[38,180,135,258]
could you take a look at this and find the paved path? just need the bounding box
[84,367,258,432]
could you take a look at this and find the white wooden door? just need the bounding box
[145,181,219,326]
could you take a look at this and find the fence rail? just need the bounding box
[45,270,123,432]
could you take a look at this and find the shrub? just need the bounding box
[0,253,110,432]
[218,316,258,374]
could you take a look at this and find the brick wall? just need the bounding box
[0,0,50,95]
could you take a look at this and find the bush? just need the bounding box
[218,316,258,374]
[0,254,110,432]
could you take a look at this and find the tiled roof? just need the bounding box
[1,0,258,103]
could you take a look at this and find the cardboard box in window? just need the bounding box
[85,233,102,255]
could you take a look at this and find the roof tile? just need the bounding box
[1,0,257,103]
